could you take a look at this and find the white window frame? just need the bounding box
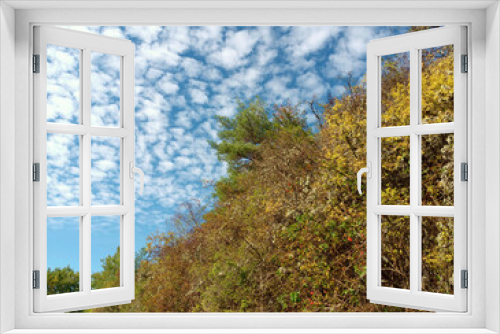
[0,1,499,333]
[33,26,136,313]
[366,26,467,312]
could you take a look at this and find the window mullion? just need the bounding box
[82,47,92,294]
[409,46,421,295]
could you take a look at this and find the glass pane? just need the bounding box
[422,45,454,124]
[47,217,80,295]
[381,52,410,127]
[91,136,121,205]
[91,216,121,290]
[381,215,410,290]
[47,133,80,206]
[46,45,81,124]
[422,133,454,206]
[91,52,121,127]
[381,136,410,205]
[422,217,454,294]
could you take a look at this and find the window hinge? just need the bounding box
[461,270,468,289]
[461,162,468,181]
[33,270,40,289]
[33,163,40,182]
[33,54,40,73]
[461,54,468,73]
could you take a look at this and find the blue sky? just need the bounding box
[46,25,411,274]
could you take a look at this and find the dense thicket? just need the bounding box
[48,27,454,312]
[78,39,454,312]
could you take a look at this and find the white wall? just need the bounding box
[0,2,16,333]
[486,2,500,333]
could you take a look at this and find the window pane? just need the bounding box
[381,216,410,290]
[381,136,410,205]
[47,133,80,206]
[91,216,121,290]
[91,136,121,205]
[47,217,80,295]
[422,133,454,206]
[421,45,454,124]
[91,52,121,127]
[422,217,454,294]
[46,45,80,124]
[381,52,410,127]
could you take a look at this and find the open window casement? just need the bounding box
[362,26,467,312]
[33,26,141,312]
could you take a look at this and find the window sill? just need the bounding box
[3,330,497,334]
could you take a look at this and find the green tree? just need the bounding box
[91,247,120,290]
[47,266,79,295]
[209,97,273,173]
[91,26,451,313]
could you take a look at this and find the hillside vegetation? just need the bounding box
[47,28,455,312]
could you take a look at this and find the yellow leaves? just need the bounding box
[89,42,458,313]
[422,51,454,124]
[264,198,282,213]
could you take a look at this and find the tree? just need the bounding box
[91,247,120,290]
[90,27,453,313]
[47,266,79,295]
[209,97,274,173]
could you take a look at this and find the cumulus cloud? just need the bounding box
[326,26,398,79]
[127,26,162,44]
[47,45,80,124]
[157,73,180,95]
[53,25,405,257]
[208,29,260,69]
[297,72,328,97]
[190,26,223,55]
[265,76,292,97]
[189,88,208,104]
[286,26,341,58]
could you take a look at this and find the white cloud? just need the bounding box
[196,120,218,140]
[174,156,193,168]
[136,41,182,70]
[90,52,121,126]
[191,26,223,55]
[285,26,342,58]
[189,88,208,104]
[181,57,203,78]
[343,27,379,57]
[208,29,260,69]
[170,127,186,137]
[95,160,117,172]
[297,72,327,97]
[165,26,191,54]
[127,26,162,44]
[202,67,222,81]
[158,160,175,173]
[325,27,396,79]
[46,45,80,123]
[265,76,291,97]
[175,110,194,128]
[326,39,366,78]
[146,68,164,80]
[157,73,179,95]
[332,84,346,96]
[211,94,237,117]
[54,25,393,241]
[256,45,277,66]
[100,26,125,39]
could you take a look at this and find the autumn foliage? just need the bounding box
[75,35,455,312]
[44,27,453,312]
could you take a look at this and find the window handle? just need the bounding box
[357,162,371,195]
[129,161,145,195]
